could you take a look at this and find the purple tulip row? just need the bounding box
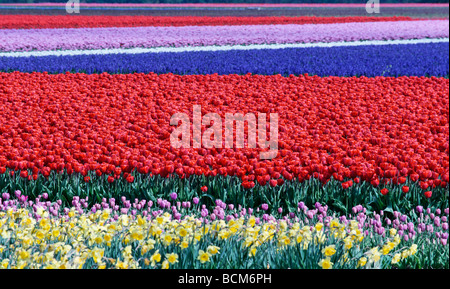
[1,190,448,246]
[0,20,448,52]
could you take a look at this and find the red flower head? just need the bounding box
[424,191,432,199]
[269,179,278,187]
[84,176,90,183]
[380,188,389,196]
[126,175,135,183]
[402,186,409,194]
[20,170,28,178]
[342,182,349,190]
[107,176,115,183]
[371,178,380,187]
[201,186,208,192]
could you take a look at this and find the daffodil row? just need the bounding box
[0,193,448,269]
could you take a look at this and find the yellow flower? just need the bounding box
[318,257,333,269]
[180,240,189,250]
[278,234,291,247]
[197,250,211,264]
[18,249,30,260]
[207,245,220,255]
[343,237,353,250]
[92,248,104,264]
[322,245,336,257]
[389,228,397,237]
[391,253,401,264]
[137,215,146,226]
[1,259,9,269]
[104,234,112,243]
[393,235,401,246]
[178,227,188,238]
[330,219,340,229]
[94,235,103,245]
[166,253,179,264]
[162,233,173,246]
[123,245,132,257]
[116,260,128,269]
[315,222,324,232]
[368,247,381,263]
[35,230,45,240]
[381,245,391,255]
[409,244,418,256]
[141,245,150,256]
[101,209,110,221]
[162,260,169,269]
[249,246,257,257]
[156,216,164,225]
[248,216,256,227]
[150,250,161,266]
[357,257,367,267]
[401,249,410,260]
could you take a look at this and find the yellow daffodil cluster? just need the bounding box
[0,208,420,269]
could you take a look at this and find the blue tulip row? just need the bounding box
[0,42,448,77]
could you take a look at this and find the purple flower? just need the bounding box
[434,217,441,227]
[193,197,199,205]
[261,204,269,211]
[416,206,424,214]
[170,192,178,200]
[2,20,448,53]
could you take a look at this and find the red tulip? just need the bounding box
[126,175,135,183]
[269,179,278,187]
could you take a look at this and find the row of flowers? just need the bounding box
[1,42,448,77]
[0,192,448,269]
[0,16,419,29]
[0,20,447,52]
[0,72,448,189]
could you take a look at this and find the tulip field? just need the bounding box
[0,2,449,270]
